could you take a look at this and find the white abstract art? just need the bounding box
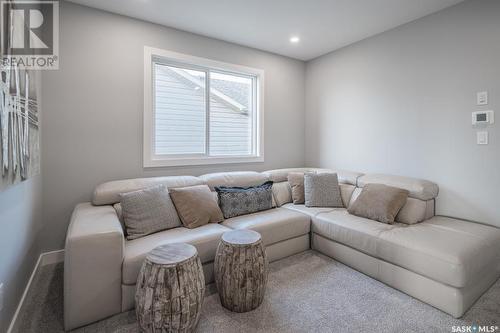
[0,4,40,191]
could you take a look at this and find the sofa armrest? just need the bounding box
[64,203,124,330]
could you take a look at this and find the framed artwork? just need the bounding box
[0,2,40,191]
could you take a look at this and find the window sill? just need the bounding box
[144,155,264,168]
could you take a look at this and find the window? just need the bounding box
[144,47,264,167]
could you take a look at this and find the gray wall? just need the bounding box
[41,2,306,251]
[306,0,500,226]
[0,178,42,331]
[0,60,43,333]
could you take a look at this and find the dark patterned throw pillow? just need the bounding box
[215,181,274,219]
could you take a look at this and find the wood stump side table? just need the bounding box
[135,243,205,333]
[214,229,268,312]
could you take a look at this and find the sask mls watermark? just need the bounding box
[1,0,59,69]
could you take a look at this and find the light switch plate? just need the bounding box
[477,91,488,105]
[477,131,488,145]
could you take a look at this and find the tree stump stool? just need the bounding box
[135,243,205,333]
[214,229,268,312]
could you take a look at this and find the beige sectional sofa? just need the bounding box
[64,168,500,330]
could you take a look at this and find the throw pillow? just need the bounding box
[113,203,127,235]
[169,185,224,228]
[288,172,305,204]
[348,183,409,224]
[119,185,181,240]
[304,172,343,208]
[272,181,292,207]
[215,181,274,219]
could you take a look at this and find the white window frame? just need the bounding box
[144,46,265,168]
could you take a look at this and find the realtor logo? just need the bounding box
[0,0,59,69]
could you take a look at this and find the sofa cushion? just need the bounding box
[282,203,337,217]
[313,209,396,257]
[93,176,205,205]
[222,208,310,246]
[377,216,500,288]
[348,184,409,224]
[119,185,181,240]
[357,174,438,201]
[396,198,435,224]
[169,185,224,228]
[200,171,269,191]
[215,181,274,218]
[312,212,500,288]
[304,172,343,208]
[122,224,230,284]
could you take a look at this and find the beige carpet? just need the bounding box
[15,251,500,332]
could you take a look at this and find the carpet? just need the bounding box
[14,250,500,332]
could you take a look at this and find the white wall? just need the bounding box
[306,0,500,226]
[41,2,306,250]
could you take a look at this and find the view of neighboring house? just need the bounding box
[155,65,254,156]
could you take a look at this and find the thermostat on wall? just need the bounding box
[472,110,494,125]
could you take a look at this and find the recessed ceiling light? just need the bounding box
[290,36,300,43]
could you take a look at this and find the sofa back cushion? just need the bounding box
[348,184,409,224]
[396,198,435,224]
[263,168,363,186]
[200,171,269,191]
[215,181,274,218]
[93,176,204,205]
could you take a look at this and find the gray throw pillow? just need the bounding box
[119,184,181,240]
[215,181,274,219]
[348,183,409,224]
[304,172,343,208]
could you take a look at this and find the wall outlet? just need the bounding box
[0,283,3,312]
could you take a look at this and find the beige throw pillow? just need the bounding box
[272,181,292,207]
[288,172,305,204]
[169,185,224,229]
[348,183,409,224]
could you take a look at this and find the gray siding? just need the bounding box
[154,66,252,156]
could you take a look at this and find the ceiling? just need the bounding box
[67,0,465,61]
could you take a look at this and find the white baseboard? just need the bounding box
[40,249,65,266]
[7,249,65,333]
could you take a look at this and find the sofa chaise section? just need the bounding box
[309,173,500,318]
